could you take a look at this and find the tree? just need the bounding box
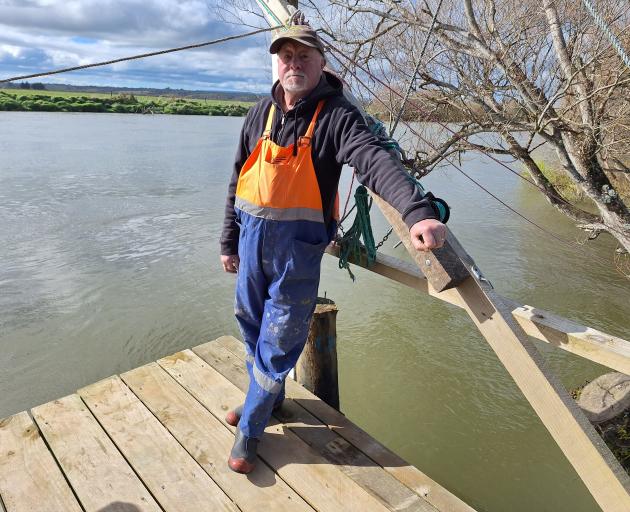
[295,0,630,257]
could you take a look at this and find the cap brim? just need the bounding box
[269,36,323,54]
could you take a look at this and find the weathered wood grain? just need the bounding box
[193,340,440,512]
[158,349,391,512]
[78,376,239,512]
[0,411,82,512]
[120,362,313,512]
[208,335,476,512]
[32,394,161,512]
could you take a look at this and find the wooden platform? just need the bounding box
[0,336,475,512]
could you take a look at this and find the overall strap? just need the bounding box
[263,104,275,138]
[299,100,326,146]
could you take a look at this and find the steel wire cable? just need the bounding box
[0,25,281,84]
[581,0,630,71]
[319,35,592,217]
[390,0,445,137]
[324,44,619,264]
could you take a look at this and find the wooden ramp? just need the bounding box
[0,336,475,512]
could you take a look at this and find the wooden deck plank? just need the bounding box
[78,376,239,512]
[0,411,82,512]
[31,394,162,512]
[209,335,476,512]
[191,339,439,512]
[120,362,314,512]
[158,349,391,512]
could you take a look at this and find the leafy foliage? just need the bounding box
[0,90,251,117]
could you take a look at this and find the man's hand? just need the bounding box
[221,254,240,273]
[409,219,447,252]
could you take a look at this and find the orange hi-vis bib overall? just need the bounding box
[235,100,326,224]
[233,99,334,440]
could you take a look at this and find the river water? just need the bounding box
[1,112,629,512]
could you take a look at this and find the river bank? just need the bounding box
[0,89,251,116]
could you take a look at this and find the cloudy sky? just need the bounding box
[0,0,274,92]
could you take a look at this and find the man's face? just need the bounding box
[277,41,324,96]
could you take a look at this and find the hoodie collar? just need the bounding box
[269,71,343,156]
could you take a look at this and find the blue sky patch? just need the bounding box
[71,37,98,45]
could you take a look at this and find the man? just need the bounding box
[220,23,447,474]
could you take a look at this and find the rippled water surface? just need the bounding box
[1,112,629,512]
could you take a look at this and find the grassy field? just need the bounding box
[0,89,254,116]
[0,88,255,107]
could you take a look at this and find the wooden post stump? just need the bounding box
[295,297,339,410]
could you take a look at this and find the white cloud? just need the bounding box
[0,45,22,58]
[0,0,273,92]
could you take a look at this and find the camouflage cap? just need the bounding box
[269,24,325,56]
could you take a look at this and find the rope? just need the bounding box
[581,0,630,70]
[0,25,281,84]
[390,0,445,137]
[337,186,377,280]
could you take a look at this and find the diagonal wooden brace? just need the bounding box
[370,192,469,292]
[371,188,630,511]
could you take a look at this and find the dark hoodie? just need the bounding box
[220,71,438,255]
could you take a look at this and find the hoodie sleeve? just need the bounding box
[220,108,254,256]
[332,103,438,228]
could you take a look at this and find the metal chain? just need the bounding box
[375,227,394,250]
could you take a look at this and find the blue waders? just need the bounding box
[235,213,329,438]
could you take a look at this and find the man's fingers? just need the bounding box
[411,230,446,251]
[408,220,447,252]
[412,233,429,251]
[221,255,239,273]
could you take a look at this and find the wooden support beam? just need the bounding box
[295,298,340,410]
[325,245,630,375]
[333,223,630,508]
[444,237,630,510]
[508,303,630,375]
[370,193,469,291]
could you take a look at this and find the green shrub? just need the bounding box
[32,100,60,112]
[0,98,21,111]
[524,161,585,202]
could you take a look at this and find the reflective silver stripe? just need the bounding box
[245,353,254,366]
[235,197,324,223]
[253,363,283,394]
